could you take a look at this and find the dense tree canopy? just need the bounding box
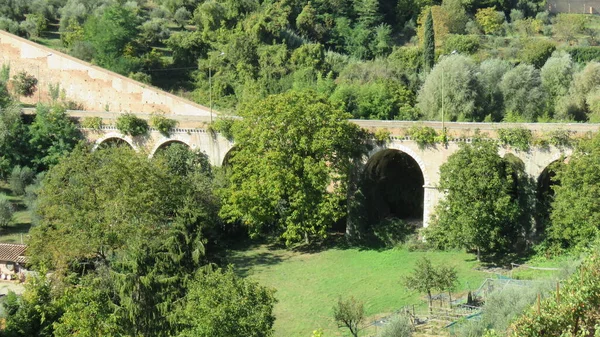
[548,133,600,250]
[428,141,527,260]
[220,91,366,244]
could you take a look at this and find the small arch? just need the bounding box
[362,148,426,226]
[94,133,136,151]
[150,139,191,158]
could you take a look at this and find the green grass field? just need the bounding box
[228,243,491,337]
[0,184,32,244]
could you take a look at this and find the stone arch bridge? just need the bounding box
[73,113,598,228]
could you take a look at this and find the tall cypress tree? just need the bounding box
[423,9,435,73]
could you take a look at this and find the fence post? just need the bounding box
[556,282,560,304]
[537,293,541,315]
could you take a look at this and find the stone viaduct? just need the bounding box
[3,29,600,228]
[51,110,597,228]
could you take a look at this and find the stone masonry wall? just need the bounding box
[0,30,212,118]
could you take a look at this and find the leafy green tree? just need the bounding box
[417,54,483,121]
[165,31,210,67]
[28,104,82,171]
[423,9,435,73]
[9,165,34,195]
[83,5,140,70]
[0,194,14,227]
[28,146,216,336]
[428,141,524,260]
[333,296,365,337]
[220,91,366,244]
[154,142,211,177]
[478,58,512,121]
[541,52,574,115]
[150,114,178,137]
[519,39,556,69]
[175,267,277,337]
[0,103,30,177]
[404,257,457,312]
[500,64,546,121]
[12,71,38,97]
[3,273,60,337]
[548,133,600,249]
[475,7,505,35]
[510,250,600,336]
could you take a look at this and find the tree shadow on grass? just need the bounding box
[0,222,32,244]
[227,248,287,278]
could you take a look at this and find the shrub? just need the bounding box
[519,39,556,68]
[212,118,236,141]
[444,34,480,54]
[546,129,572,148]
[377,315,412,337]
[407,126,438,148]
[566,47,600,63]
[81,117,103,130]
[12,71,38,97]
[116,113,149,137]
[0,195,14,228]
[150,114,178,137]
[10,166,35,196]
[497,128,532,151]
[374,129,391,144]
[475,8,505,35]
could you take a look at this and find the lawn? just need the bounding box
[0,183,32,244]
[227,242,490,337]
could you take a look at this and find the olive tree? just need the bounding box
[417,54,483,121]
[500,64,546,121]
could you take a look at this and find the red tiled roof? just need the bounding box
[0,244,27,264]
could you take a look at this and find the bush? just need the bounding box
[116,113,149,137]
[81,117,102,130]
[444,34,480,54]
[69,41,95,62]
[12,71,38,97]
[0,196,14,228]
[10,166,35,196]
[150,114,178,137]
[374,129,391,144]
[497,128,532,151]
[407,126,438,149]
[519,39,556,68]
[377,315,412,337]
[212,118,236,141]
[566,47,600,63]
[546,129,572,148]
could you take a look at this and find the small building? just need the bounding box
[0,244,27,280]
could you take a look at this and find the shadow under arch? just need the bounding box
[221,146,238,167]
[95,137,135,150]
[361,149,425,226]
[535,158,567,235]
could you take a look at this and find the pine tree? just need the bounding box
[354,0,382,28]
[423,9,435,73]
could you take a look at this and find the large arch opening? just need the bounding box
[96,137,134,150]
[362,149,425,227]
[535,159,565,236]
